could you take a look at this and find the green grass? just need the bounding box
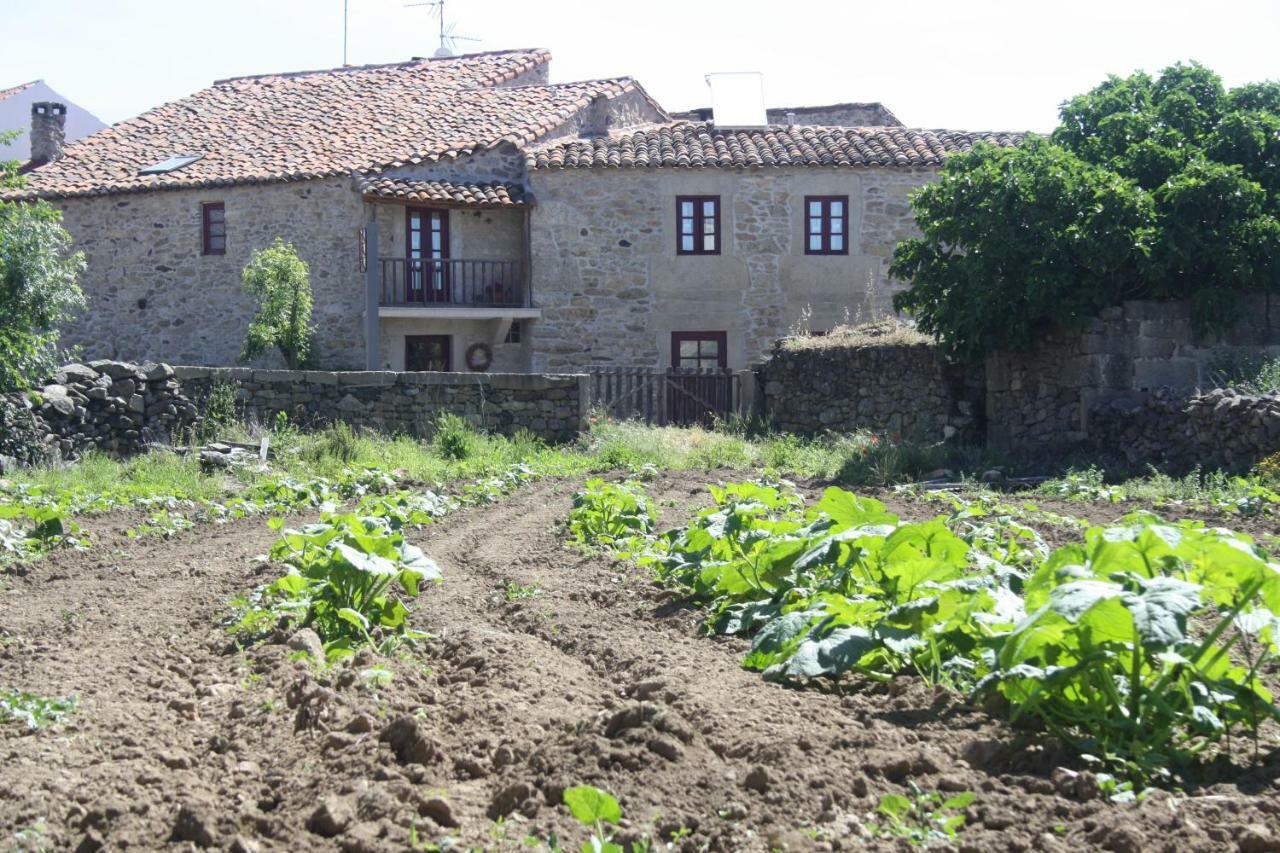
[5,449,233,504]
[0,416,1025,517]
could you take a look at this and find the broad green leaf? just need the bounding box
[563,786,621,826]
[763,625,877,680]
[1120,576,1200,647]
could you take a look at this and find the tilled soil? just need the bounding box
[2,472,1280,852]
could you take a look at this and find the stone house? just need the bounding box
[7,49,1020,373]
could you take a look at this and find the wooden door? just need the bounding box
[406,208,450,302]
[405,335,451,372]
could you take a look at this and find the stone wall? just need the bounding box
[754,330,982,442]
[527,165,936,372]
[175,367,587,442]
[985,294,1280,450]
[0,361,198,466]
[1090,388,1280,473]
[51,178,368,370]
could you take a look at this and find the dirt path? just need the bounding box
[2,475,1279,851]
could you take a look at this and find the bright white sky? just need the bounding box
[2,0,1277,133]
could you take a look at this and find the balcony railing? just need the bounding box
[379,258,529,308]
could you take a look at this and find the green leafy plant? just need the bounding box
[233,506,441,659]
[567,479,656,552]
[0,689,77,730]
[240,238,315,369]
[0,196,87,392]
[638,478,1280,785]
[434,413,477,461]
[892,63,1280,360]
[981,518,1280,783]
[866,783,974,845]
[563,786,624,853]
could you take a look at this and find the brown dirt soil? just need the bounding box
[2,472,1280,852]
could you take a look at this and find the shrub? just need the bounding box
[433,413,477,461]
[240,239,315,369]
[196,379,239,443]
[0,202,86,391]
[892,63,1280,361]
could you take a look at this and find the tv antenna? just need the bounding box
[404,1,480,57]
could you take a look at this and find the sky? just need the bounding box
[1,0,1277,133]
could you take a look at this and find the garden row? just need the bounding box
[569,477,1280,793]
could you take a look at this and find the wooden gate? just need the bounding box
[588,368,739,427]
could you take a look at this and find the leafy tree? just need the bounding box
[240,238,315,369]
[0,129,87,391]
[892,62,1280,361]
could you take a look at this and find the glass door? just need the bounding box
[406,208,450,302]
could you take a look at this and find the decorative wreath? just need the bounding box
[465,342,493,372]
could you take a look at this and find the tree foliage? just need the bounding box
[0,130,87,391]
[892,62,1280,361]
[240,239,315,370]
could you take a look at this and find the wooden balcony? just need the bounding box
[379,258,530,309]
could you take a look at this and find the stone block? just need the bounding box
[1133,358,1198,390]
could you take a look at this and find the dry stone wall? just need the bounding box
[755,334,982,442]
[1090,388,1280,473]
[0,360,198,467]
[176,367,587,442]
[986,294,1280,451]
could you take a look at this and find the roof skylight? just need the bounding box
[138,155,202,175]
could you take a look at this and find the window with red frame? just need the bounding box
[676,196,720,255]
[804,195,848,255]
[671,331,727,369]
[202,202,226,255]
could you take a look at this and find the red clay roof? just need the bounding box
[360,176,527,207]
[529,122,1024,170]
[0,80,38,103]
[10,50,651,199]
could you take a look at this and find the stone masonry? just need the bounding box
[985,294,1280,450]
[755,328,982,442]
[527,166,935,372]
[1,360,199,464]
[176,367,587,442]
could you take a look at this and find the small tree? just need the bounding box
[240,239,315,369]
[0,129,87,392]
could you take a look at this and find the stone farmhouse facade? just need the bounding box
[8,49,1020,373]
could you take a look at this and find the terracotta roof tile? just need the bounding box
[0,80,38,103]
[9,50,651,199]
[360,176,527,207]
[528,122,1024,170]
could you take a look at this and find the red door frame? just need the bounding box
[670,331,728,369]
[405,334,452,372]
[405,207,451,302]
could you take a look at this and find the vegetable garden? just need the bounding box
[2,422,1279,851]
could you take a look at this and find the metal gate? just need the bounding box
[588,368,739,427]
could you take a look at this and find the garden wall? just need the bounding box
[175,367,588,443]
[0,360,198,469]
[986,293,1280,451]
[754,329,983,442]
[1090,387,1280,472]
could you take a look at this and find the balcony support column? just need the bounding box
[364,212,380,371]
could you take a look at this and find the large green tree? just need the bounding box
[892,63,1280,361]
[0,130,86,391]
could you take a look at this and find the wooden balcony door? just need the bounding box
[405,335,451,372]
[406,208,450,303]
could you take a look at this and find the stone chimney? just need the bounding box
[30,102,67,166]
[584,94,611,137]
